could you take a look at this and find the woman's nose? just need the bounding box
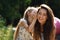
[40,15,43,18]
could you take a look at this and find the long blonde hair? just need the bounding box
[13,7,38,40]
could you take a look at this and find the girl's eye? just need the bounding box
[39,13,41,14]
[38,12,41,15]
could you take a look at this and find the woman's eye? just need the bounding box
[43,13,47,16]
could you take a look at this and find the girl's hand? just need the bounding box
[32,11,37,21]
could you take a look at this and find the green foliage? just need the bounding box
[0,0,31,25]
[19,0,31,15]
[0,0,21,24]
[0,16,13,40]
[0,16,6,27]
[0,25,13,40]
[0,0,60,26]
[48,0,60,18]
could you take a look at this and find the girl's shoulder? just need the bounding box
[18,18,27,27]
[17,26,33,40]
[16,18,33,40]
[20,18,27,24]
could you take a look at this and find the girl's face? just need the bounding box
[38,8,48,25]
[27,10,37,23]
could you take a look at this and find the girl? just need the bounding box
[13,7,38,40]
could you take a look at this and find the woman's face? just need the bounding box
[27,10,37,23]
[38,8,48,25]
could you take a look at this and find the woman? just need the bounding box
[33,4,56,40]
[13,7,38,40]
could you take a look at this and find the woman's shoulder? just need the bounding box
[54,17,60,34]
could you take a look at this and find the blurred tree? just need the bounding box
[0,15,6,27]
[0,0,60,27]
[14,0,31,26]
[0,0,31,26]
[19,0,31,16]
[0,0,20,26]
[30,0,43,6]
[48,0,60,18]
[30,0,60,18]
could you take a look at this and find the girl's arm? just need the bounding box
[29,12,37,33]
[13,19,21,40]
[13,18,28,40]
[28,18,37,33]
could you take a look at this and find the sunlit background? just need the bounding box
[0,0,60,40]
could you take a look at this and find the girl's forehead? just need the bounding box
[32,9,37,12]
[27,9,37,13]
[31,10,37,14]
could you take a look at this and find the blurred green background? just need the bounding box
[0,0,60,40]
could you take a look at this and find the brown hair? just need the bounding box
[33,4,55,40]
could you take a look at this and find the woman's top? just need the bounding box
[54,17,60,34]
[41,33,44,40]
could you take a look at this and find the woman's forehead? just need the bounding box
[40,8,47,11]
